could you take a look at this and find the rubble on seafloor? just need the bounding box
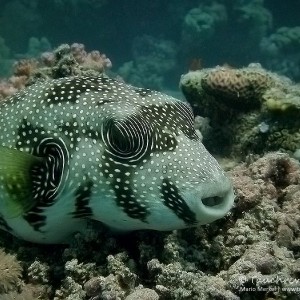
[1,152,300,299]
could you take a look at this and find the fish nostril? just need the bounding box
[202,196,223,207]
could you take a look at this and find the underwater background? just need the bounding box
[1,0,300,88]
[1,0,300,299]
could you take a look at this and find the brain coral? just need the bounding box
[201,66,273,110]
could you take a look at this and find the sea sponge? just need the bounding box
[0,249,22,293]
[201,66,273,110]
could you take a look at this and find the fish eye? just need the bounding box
[102,116,153,161]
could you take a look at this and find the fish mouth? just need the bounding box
[201,195,224,207]
[199,185,235,219]
[181,176,235,222]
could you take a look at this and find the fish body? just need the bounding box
[0,76,234,243]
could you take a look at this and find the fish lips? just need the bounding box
[181,178,235,225]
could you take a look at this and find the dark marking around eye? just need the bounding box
[161,178,197,225]
[102,116,154,164]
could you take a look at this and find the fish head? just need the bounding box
[97,87,234,230]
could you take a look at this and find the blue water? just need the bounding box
[0,0,299,86]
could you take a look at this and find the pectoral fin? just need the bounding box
[0,138,70,219]
[0,147,42,218]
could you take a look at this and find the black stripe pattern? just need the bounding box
[99,99,199,222]
[161,178,197,225]
[72,179,93,218]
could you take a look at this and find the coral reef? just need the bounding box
[0,78,21,100]
[0,43,112,102]
[1,32,300,300]
[34,42,112,80]
[0,35,51,79]
[180,63,300,158]
[0,247,50,299]
[0,1,299,86]
[124,288,159,300]
[260,26,300,80]
[118,35,177,90]
[233,0,272,43]
[179,0,273,67]
[1,38,300,299]
[181,2,227,53]
[200,66,273,109]
[1,153,300,299]
[0,1,299,299]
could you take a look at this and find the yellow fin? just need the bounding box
[0,147,42,218]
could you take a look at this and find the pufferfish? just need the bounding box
[0,75,234,243]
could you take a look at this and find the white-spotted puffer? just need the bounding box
[0,76,234,243]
